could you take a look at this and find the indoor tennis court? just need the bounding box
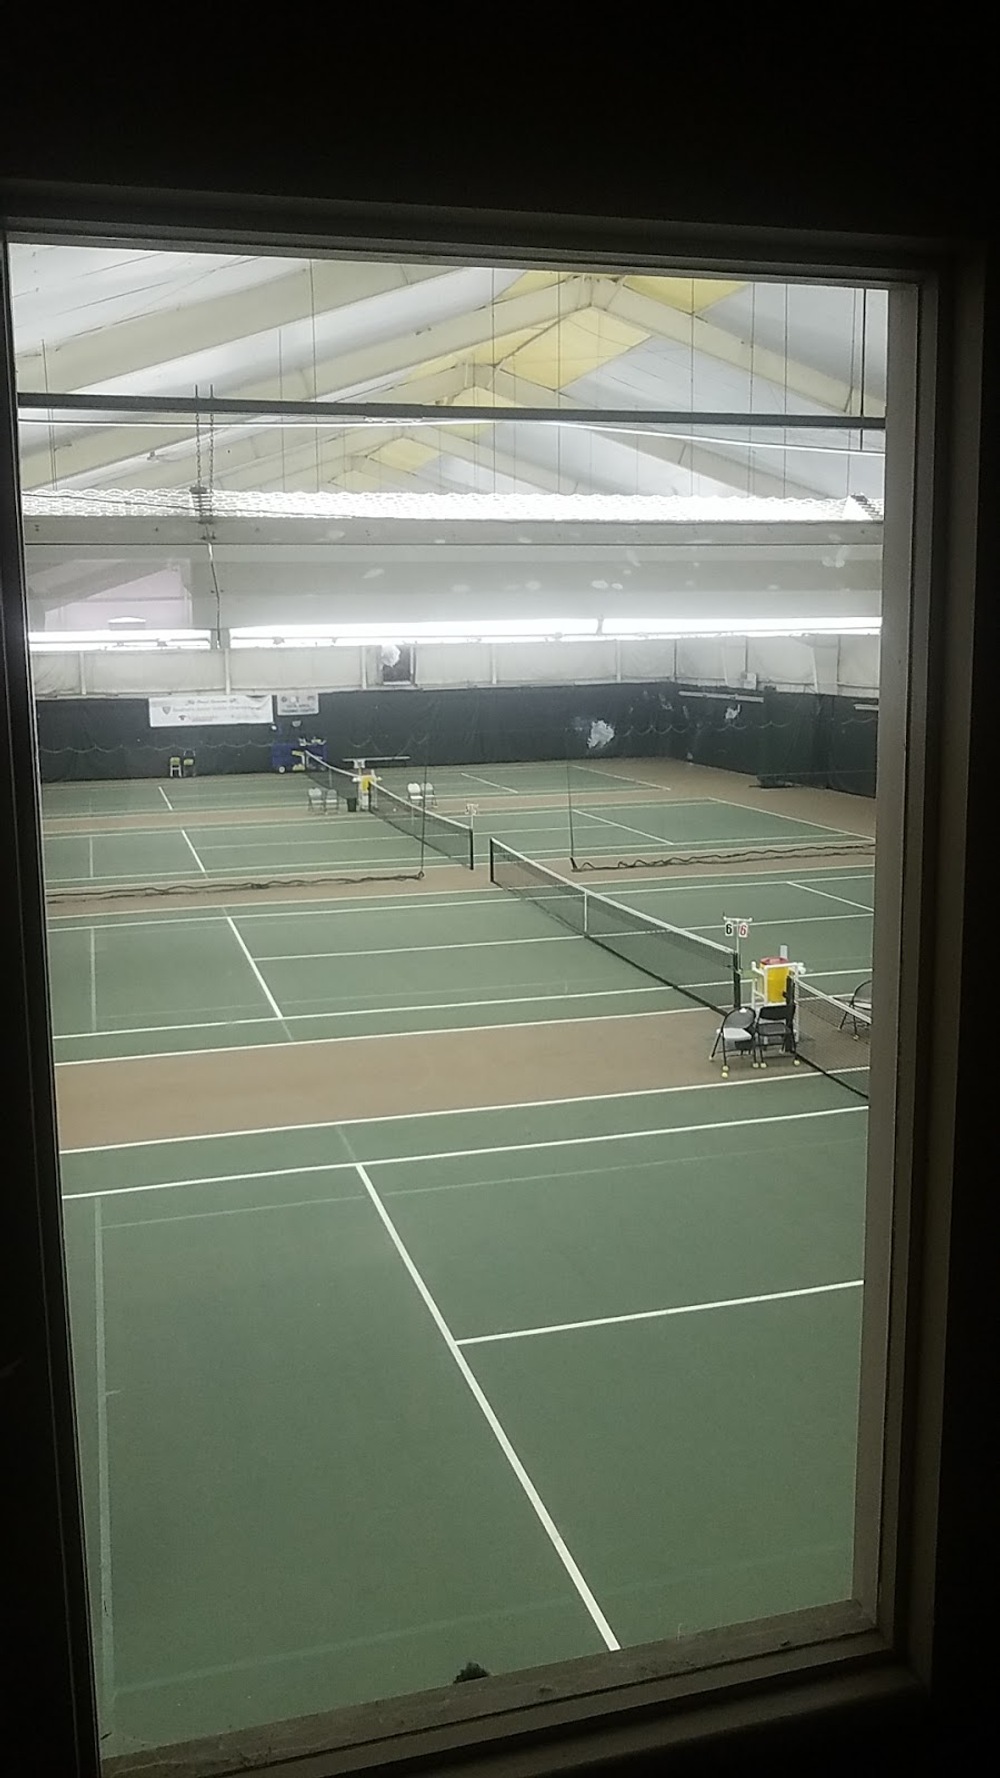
[46,766,873,1756]
[15,240,885,1769]
[40,760,873,890]
[60,1072,866,1752]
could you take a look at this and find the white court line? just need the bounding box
[576,807,676,848]
[53,982,678,1044]
[458,1280,865,1347]
[700,797,872,843]
[49,817,421,840]
[93,1201,116,1726]
[107,1190,369,1231]
[180,830,207,874]
[225,917,284,1021]
[682,911,869,934]
[53,1005,702,1068]
[89,927,97,1033]
[195,833,428,853]
[62,1070,842,1154]
[63,1105,863,1201]
[459,769,520,794]
[71,1166,352,1202]
[573,763,679,791]
[157,786,174,811]
[87,835,94,879]
[789,879,874,914]
[257,934,580,962]
[353,1158,619,1652]
[579,836,872,856]
[44,870,876,930]
[58,917,864,980]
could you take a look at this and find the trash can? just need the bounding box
[346,794,358,813]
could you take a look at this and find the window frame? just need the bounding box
[0,188,984,1776]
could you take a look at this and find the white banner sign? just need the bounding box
[275,691,320,716]
[148,693,274,729]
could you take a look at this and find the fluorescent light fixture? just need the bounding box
[230,618,602,649]
[604,616,881,639]
[22,489,883,525]
[29,629,212,653]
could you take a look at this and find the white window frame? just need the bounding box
[1,203,981,1777]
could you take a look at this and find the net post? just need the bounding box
[565,747,578,871]
[582,887,589,936]
[732,957,742,1010]
[489,838,498,884]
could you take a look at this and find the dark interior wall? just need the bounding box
[1,45,996,1778]
[34,683,878,796]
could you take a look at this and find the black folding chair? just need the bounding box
[754,989,799,1069]
[840,977,872,1037]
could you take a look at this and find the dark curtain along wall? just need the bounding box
[34,682,878,797]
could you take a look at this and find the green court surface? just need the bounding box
[47,867,874,1062]
[61,1074,866,1751]
[41,781,870,891]
[40,759,674,820]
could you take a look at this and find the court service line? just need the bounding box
[225,916,285,1023]
[579,835,870,856]
[63,1070,844,1153]
[700,797,872,843]
[576,807,676,847]
[574,762,676,791]
[257,934,581,962]
[457,1279,865,1347]
[789,879,874,914]
[353,1158,619,1652]
[63,1105,863,1201]
[93,1201,117,1726]
[180,829,207,874]
[157,786,174,811]
[44,870,876,930]
[107,1190,368,1231]
[54,982,678,1043]
[53,1005,701,1068]
[459,769,520,794]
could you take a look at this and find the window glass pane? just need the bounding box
[12,242,889,1765]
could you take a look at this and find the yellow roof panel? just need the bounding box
[373,438,438,472]
[626,275,745,312]
[507,308,648,391]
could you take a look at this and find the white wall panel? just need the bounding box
[30,654,82,695]
[675,640,726,684]
[747,638,818,688]
[837,634,880,694]
[618,639,677,679]
[415,643,493,686]
[229,648,363,691]
[83,650,225,695]
[493,639,617,684]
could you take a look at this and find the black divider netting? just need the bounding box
[792,978,871,1102]
[490,839,739,1014]
[372,782,475,869]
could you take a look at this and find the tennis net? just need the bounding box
[490,839,739,1013]
[792,977,871,1102]
[372,781,475,870]
[301,752,358,795]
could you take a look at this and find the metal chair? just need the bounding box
[711,1007,758,1078]
[754,994,799,1069]
[840,978,872,1036]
